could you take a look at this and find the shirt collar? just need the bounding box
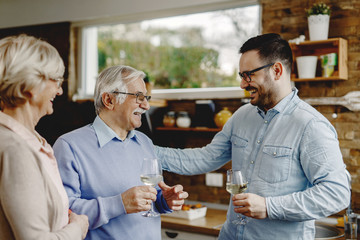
[92,115,137,148]
[257,87,298,116]
[273,87,298,113]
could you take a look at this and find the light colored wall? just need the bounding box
[0,0,255,29]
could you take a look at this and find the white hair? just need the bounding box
[94,65,145,115]
[0,34,64,108]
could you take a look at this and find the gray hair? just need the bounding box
[94,65,145,115]
[0,34,64,108]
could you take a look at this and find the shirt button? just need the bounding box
[251,161,254,164]
[264,120,268,123]
[257,140,261,144]
[273,152,277,156]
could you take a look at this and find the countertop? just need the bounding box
[161,208,227,236]
[162,209,347,239]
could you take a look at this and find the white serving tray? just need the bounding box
[165,207,207,220]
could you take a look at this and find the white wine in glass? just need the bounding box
[140,158,163,217]
[140,175,163,186]
[226,169,248,225]
[226,182,248,195]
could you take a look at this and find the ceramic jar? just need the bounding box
[296,56,318,79]
[214,107,232,128]
[308,14,330,41]
[163,111,176,127]
[176,111,191,128]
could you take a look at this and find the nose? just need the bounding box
[240,78,249,89]
[140,98,150,110]
[57,86,64,96]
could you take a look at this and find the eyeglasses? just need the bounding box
[238,63,274,83]
[49,77,64,88]
[112,91,151,103]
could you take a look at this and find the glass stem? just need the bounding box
[150,201,155,213]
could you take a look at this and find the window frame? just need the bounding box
[71,0,261,101]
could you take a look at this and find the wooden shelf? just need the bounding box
[290,38,348,82]
[294,76,345,82]
[156,126,221,132]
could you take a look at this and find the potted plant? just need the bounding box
[305,2,331,41]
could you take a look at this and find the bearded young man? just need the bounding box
[155,33,350,240]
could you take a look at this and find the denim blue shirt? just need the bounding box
[54,116,171,240]
[155,88,350,240]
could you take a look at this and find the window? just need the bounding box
[74,3,260,100]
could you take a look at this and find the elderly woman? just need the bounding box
[0,34,89,240]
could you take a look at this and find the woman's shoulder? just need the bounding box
[0,126,39,166]
[0,125,29,150]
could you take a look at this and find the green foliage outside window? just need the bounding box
[96,6,258,89]
[98,32,237,89]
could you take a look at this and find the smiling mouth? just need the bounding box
[246,87,257,96]
[133,109,146,117]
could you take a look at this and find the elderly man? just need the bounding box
[155,33,350,239]
[53,65,188,240]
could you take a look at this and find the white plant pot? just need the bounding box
[296,56,318,79]
[308,14,330,41]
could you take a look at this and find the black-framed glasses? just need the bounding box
[112,91,151,103]
[238,63,274,83]
[49,77,64,88]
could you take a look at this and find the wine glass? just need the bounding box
[226,169,248,225]
[140,158,163,217]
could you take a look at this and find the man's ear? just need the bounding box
[272,62,283,80]
[102,92,115,110]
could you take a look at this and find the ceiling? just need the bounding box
[0,0,257,29]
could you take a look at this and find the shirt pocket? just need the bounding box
[258,145,292,183]
[231,135,248,150]
[231,136,248,167]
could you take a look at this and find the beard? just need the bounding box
[247,73,276,111]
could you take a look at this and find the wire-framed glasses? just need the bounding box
[238,63,274,83]
[112,91,151,103]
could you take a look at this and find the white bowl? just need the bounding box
[165,207,207,220]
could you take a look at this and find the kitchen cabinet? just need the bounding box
[290,38,348,82]
[161,229,217,240]
[156,127,221,132]
[161,208,226,239]
[153,127,221,148]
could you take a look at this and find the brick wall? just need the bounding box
[261,0,360,211]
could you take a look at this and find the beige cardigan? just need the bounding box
[0,125,82,240]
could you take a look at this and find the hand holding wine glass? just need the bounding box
[140,158,163,217]
[226,169,248,225]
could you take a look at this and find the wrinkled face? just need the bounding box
[30,78,63,119]
[114,77,150,132]
[239,50,275,111]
